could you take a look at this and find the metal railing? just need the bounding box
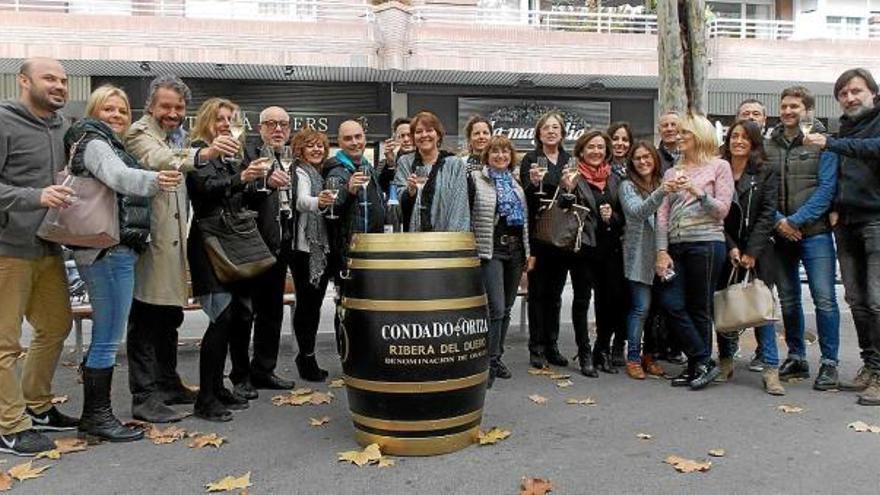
[0,0,372,22]
[708,18,794,40]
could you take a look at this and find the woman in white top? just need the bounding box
[291,128,335,382]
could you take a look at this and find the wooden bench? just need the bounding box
[70,276,297,364]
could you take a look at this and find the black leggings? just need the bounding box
[197,294,252,406]
[291,251,331,357]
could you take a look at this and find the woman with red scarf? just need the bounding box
[560,130,627,374]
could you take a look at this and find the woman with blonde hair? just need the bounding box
[655,113,735,390]
[66,84,182,441]
[187,98,272,421]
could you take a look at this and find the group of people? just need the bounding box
[1,56,879,458]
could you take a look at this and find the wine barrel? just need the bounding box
[339,232,489,456]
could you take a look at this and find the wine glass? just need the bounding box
[278,145,294,213]
[252,145,273,193]
[47,175,78,227]
[358,163,371,190]
[414,165,430,212]
[799,112,815,137]
[325,176,341,220]
[534,156,549,196]
[165,144,188,191]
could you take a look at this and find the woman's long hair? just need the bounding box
[678,113,719,165]
[721,119,767,168]
[190,97,239,145]
[626,141,663,195]
[533,111,566,153]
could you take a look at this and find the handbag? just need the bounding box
[196,209,276,284]
[713,267,780,334]
[36,137,120,249]
[532,187,589,252]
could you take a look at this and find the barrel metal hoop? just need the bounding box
[350,409,482,432]
[353,427,479,456]
[347,258,480,270]
[343,371,488,393]
[341,295,488,312]
[350,232,476,253]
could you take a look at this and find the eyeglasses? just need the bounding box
[261,120,290,130]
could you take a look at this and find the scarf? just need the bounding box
[487,168,524,227]
[578,160,612,190]
[334,149,370,173]
[300,163,329,287]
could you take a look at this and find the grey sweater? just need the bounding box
[620,180,666,285]
[0,100,69,259]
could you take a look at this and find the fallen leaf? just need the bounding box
[636,433,653,440]
[477,427,511,445]
[377,458,395,468]
[338,443,383,467]
[205,471,251,492]
[527,368,554,376]
[664,455,712,473]
[51,395,68,405]
[0,472,11,492]
[291,387,313,396]
[520,477,553,495]
[528,394,548,405]
[60,361,79,369]
[777,404,804,414]
[124,419,152,430]
[309,416,330,427]
[54,437,87,454]
[187,431,201,438]
[549,373,570,380]
[8,461,50,481]
[147,425,186,445]
[565,397,596,406]
[555,380,573,388]
[272,393,311,406]
[848,421,880,433]
[309,391,334,405]
[35,450,60,460]
[189,433,225,449]
[708,449,726,457]
[329,379,345,388]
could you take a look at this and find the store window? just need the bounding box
[827,16,866,38]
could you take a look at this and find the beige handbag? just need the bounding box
[37,137,120,249]
[713,268,779,334]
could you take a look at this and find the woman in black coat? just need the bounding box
[187,98,274,421]
[715,120,783,395]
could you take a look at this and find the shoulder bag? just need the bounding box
[197,209,276,283]
[714,267,780,333]
[532,187,589,253]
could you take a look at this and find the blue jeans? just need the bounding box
[773,232,840,364]
[626,281,652,362]
[659,241,726,367]
[835,220,880,372]
[76,246,137,369]
[717,324,779,367]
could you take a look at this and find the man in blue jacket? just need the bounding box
[805,68,880,406]
[765,86,841,391]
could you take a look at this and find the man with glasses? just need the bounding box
[229,106,297,399]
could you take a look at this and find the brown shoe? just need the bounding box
[857,373,880,406]
[762,368,786,396]
[641,355,665,377]
[626,362,646,380]
[840,367,873,392]
[714,357,734,383]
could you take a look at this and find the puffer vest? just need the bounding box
[764,125,830,237]
[470,168,529,260]
[66,119,152,252]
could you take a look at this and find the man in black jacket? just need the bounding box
[231,106,296,399]
[806,68,880,405]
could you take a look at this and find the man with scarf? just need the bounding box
[806,68,880,406]
[322,120,385,351]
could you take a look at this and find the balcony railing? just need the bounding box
[0,0,372,22]
[410,6,880,41]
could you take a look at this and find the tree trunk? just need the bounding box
[656,0,707,115]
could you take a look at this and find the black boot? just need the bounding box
[593,349,618,374]
[545,347,569,367]
[296,354,329,382]
[79,367,144,443]
[578,349,598,378]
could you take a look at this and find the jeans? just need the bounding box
[835,220,880,372]
[717,324,779,367]
[773,232,840,364]
[76,247,137,369]
[480,245,525,364]
[0,255,71,434]
[626,281,652,362]
[659,241,726,367]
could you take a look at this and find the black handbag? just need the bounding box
[532,188,589,252]
[196,210,276,284]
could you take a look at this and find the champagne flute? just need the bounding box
[278,145,294,214]
[253,145,273,193]
[414,165,430,211]
[799,112,815,137]
[47,175,78,228]
[358,163,371,190]
[534,156,549,196]
[325,177,341,220]
[166,144,188,191]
